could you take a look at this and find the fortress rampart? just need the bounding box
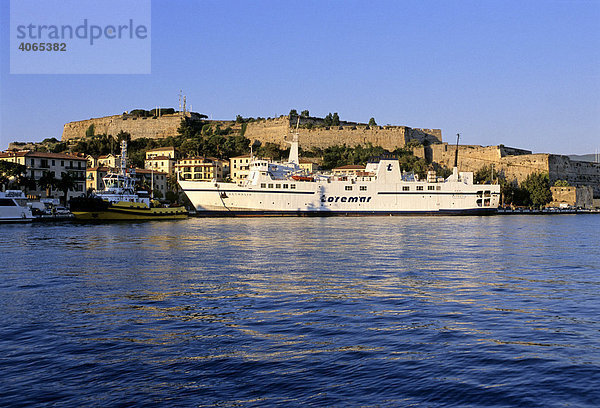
[243,116,442,151]
[61,113,192,141]
[416,143,600,196]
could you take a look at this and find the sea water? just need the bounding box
[1,215,599,407]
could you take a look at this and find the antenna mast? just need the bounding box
[454,133,460,168]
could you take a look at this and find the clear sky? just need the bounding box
[1,0,599,154]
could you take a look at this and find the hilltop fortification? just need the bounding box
[243,116,442,151]
[414,143,600,196]
[62,114,442,151]
[61,112,201,141]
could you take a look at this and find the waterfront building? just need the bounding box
[86,155,99,169]
[0,150,86,201]
[230,155,252,182]
[145,147,177,176]
[97,154,121,169]
[299,159,319,173]
[176,157,227,181]
[549,186,593,209]
[332,164,366,176]
[86,166,110,192]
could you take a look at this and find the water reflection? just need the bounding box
[2,216,600,406]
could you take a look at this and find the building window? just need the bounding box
[52,160,55,166]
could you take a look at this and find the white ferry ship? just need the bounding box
[179,137,500,216]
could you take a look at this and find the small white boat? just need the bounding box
[0,190,34,223]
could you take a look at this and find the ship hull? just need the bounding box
[71,199,188,221]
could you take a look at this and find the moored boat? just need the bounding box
[70,141,187,221]
[179,135,501,216]
[0,190,34,223]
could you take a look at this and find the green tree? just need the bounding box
[301,110,310,118]
[289,109,298,117]
[554,179,570,187]
[56,172,77,205]
[0,161,29,191]
[324,113,333,126]
[38,171,58,197]
[521,172,552,208]
[368,117,377,126]
[85,124,95,138]
[332,112,340,126]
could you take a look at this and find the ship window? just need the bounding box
[268,184,273,188]
[402,186,410,191]
[360,186,367,191]
[290,184,296,189]
[484,199,491,206]
[436,186,441,190]
[345,186,353,191]
[261,183,266,188]
[0,198,16,206]
[276,184,281,188]
[428,186,435,191]
[283,184,288,189]
[417,186,424,191]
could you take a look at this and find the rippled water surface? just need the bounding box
[1,215,599,407]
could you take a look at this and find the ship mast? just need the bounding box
[120,139,128,176]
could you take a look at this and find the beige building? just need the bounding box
[332,164,366,175]
[145,147,177,176]
[86,166,110,192]
[299,159,319,173]
[230,155,252,182]
[97,153,120,169]
[176,157,227,181]
[549,186,593,209]
[146,146,176,159]
[0,150,87,201]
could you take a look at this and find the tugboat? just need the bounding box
[70,141,188,221]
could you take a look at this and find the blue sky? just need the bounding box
[1,0,599,154]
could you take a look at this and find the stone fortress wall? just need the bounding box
[61,112,195,141]
[242,116,442,151]
[415,143,600,196]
